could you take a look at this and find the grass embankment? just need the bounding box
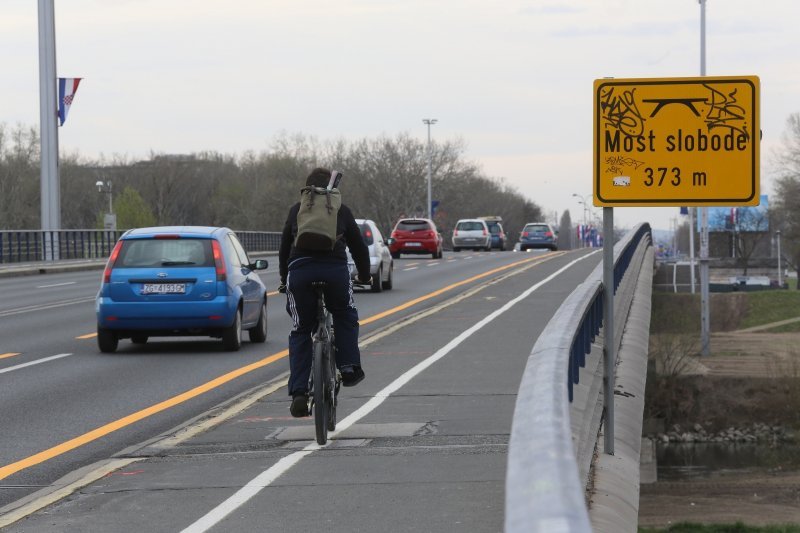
[640,523,800,533]
[651,288,800,334]
[647,289,800,430]
[742,289,800,332]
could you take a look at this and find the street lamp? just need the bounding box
[95,179,116,230]
[572,193,591,248]
[571,193,590,226]
[423,118,437,220]
[776,230,783,287]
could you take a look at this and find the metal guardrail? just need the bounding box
[505,222,652,533]
[0,229,282,264]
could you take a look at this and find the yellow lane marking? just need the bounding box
[267,290,278,297]
[4,252,563,480]
[0,353,21,360]
[0,350,288,480]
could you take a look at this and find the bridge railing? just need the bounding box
[505,222,652,533]
[0,229,282,264]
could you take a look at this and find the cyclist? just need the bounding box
[279,168,371,418]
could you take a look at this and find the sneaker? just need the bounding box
[290,392,309,418]
[340,365,365,387]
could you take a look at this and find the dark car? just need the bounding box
[480,216,506,251]
[95,226,269,353]
[518,222,558,251]
[389,218,443,259]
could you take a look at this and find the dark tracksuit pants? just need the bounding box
[285,258,361,396]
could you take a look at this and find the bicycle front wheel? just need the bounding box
[326,340,337,432]
[313,340,328,445]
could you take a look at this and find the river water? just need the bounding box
[657,442,800,480]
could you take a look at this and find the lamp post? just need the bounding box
[572,193,590,248]
[423,118,437,220]
[776,230,783,287]
[96,179,116,230]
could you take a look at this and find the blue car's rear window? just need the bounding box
[116,238,214,267]
[524,225,549,234]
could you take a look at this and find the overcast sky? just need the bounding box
[3,0,798,231]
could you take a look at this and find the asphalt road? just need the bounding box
[0,249,598,515]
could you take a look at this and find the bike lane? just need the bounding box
[2,251,599,533]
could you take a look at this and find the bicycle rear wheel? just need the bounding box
[313,340,328,444]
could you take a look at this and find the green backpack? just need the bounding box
[294,186,341,251]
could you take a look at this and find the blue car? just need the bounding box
[96,226,269,353]
[518,222,559,251]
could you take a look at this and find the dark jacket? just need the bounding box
[279,202,370,283]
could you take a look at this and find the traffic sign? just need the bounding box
[593,76,759,207]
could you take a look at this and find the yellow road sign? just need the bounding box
[593,76,759,207]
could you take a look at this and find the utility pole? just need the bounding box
[423,119,437,220]
[38,0,60,260]
[698,0,711,357]
[776,230,783,286]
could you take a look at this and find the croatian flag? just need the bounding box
[58,78,82,126]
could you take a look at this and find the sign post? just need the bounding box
[593,75,760,454]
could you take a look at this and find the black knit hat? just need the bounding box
[306,167,331,188]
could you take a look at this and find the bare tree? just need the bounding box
[0,125,544,241]
[0,124,39,229]
[771,112,800,285]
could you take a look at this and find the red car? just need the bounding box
[389,218,443,259]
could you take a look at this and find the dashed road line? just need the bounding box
[0,297,94,318]
[0,353,72,375]
[35,282,77,289]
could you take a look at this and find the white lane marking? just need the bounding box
[403,267,418,271]
[0,297,95,318]
[0,353,72,375]
[36,282,77,289]
[446,259,456,262]
[426,262,440,267]
[180,251,598,533]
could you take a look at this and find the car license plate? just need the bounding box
[142,283,186,294]
[406,242,421,247]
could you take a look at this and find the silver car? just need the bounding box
[347,218,394,292]
[452,218,491,251]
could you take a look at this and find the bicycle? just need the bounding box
[306,278,371,445]
[309,281,339,445]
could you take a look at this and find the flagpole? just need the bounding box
[38,0,60,260]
